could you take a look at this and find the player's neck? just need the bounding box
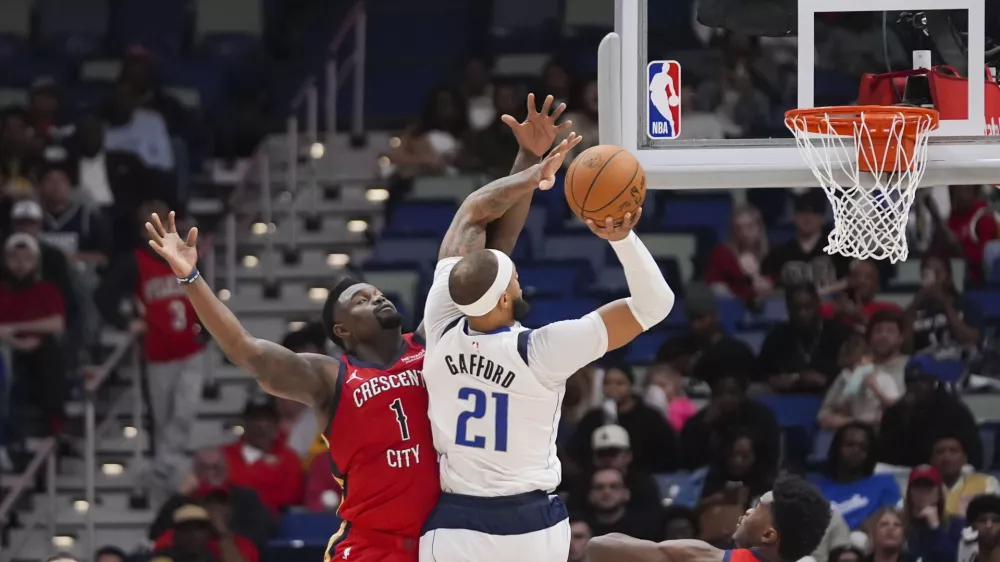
[466,315,512,334]
[350,330,405,366]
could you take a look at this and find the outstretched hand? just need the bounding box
[585,209,642,242]
[146,211,199,278]
[535,133,584,190]
[502,93,573,158]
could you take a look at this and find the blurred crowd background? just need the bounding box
[2,1,1000,562]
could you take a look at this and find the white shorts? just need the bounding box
[418,491,569,562]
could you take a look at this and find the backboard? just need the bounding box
[598,0,1000,189]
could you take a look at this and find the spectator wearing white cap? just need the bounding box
[567,424,662,513]
[9,199,78,321]
[0,233,68,436]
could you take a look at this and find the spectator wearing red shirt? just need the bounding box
[0,233,67,435]
[149,502,256,562]
[95,200,205,496]
[705,204,773,307]
[820,260,900,332]
[222,397,305,514]
[943,184,998,283]
[304,454,343,513]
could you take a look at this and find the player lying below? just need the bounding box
[417,159,677,559]
[587,475,832,562]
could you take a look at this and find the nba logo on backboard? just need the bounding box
[647,61,682,139]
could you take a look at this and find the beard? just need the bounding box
[512,296,531,321]
[375,309,404,330]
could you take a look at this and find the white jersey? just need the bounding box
[423,257,610,496]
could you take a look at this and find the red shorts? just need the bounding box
[327,525,419,562]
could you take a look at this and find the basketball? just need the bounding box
[564,145,646,225]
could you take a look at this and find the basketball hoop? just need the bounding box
[785,106,940,263]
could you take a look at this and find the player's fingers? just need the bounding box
[150,213,167,237]
[550,101,567,122]
[145,222,163,244]
[567,133,584,149]
[604,216,614,234]
[621,212,633,231]
[632,207,644,225]
[556,120,573,133]
[500,114,519,129]
[540,95,553,116]
[585,219,603,235]
[167,211,177,233]
[186,227,199,247]
[526,93,537,116]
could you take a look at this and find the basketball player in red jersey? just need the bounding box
[586,475,831,562]
[142,94,578,562]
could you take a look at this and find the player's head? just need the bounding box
[321,274,403,352]
[785,283,820,331]
[448,249,530,327]
[732,475,831,562]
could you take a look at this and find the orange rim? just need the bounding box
[785,105,940,136]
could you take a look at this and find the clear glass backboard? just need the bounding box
[597,0,1000,189]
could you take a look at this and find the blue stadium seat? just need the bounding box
[754,394,822,428]
[518,262,591,297]
[625,332,667,364]
[542,235,607,272]
[659,196,732,242]
[966,290,1000,319]
[758,297,788,323]
[593,266,628,293]
[653,468,708,508]
[523,297,601,327]
[384,201,457,238]
[717,298,745,332]
[371,238,439,268]
[909,355,965,384]
[279,512,341,543]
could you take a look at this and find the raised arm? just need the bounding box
[587,536,724,562]
[145,212,339,412]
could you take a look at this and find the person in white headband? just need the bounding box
[418,156,675,561]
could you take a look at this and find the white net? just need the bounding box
[785,108,938,264]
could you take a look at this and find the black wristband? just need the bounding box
[177,267,200,285]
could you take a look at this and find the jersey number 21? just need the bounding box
[455,387,509,452]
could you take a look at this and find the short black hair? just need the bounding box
[866,309,905,340]
[321,274,363,350]
[967,494,1000,522]
[770,474,832,561]
[603,362,635,385]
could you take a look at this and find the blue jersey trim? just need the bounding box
[421,490,568,536]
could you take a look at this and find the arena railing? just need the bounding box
[0,331,142,562]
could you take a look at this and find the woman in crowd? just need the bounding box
[903,465,964,562]
[810,422,902,529]
[863,508,917,562]
[698,426,774,510]
[705,204,772,307]
[388,85,469,177]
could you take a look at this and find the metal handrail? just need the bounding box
[0,331,140,562]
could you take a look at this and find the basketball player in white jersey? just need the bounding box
[418,167,676,559]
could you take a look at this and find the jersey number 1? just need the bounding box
[389,398,410,440]
[455,387,509,452]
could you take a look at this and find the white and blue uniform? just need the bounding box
[418,255,612,562]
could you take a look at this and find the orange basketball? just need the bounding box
[564,145,646,226]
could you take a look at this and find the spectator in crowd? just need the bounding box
[303,451,342,513]
[820,260,901,331]
[151,491,259,562]
[583,468,662,541]
[811,422,902,530]
[862,508,913,562]
[879,356,982,468]
[642,362,697,432]
[679,371,780,470]
[96,201,205,496]
[389,85,468,178]
[459,56,496,130]
[699,426,774,511]
[818,335,902,429]
[568,516,593,562]
[94,546,126,562]
[906,254,983,357]
[274,326,325,461]
[540,60,572,106]
[561,76,600,164]
[37,163,112,266]
[929,433,1000,517]
[812,512,853,562]
[456,82,523,179]
[903,464,964,562]
[656,283,726,377]
[866,309,910,384]
[757,283,851,394]
[941,185,997,283]
[118,46,191,139]
[568,424,661,513]
[663,506,699,540]
[829,545,866,562]
[9,199,79,325]
[677,81,742,140]
[147,503,233,562]
[697,61,771,137]
[152,447,272,549]
[221,397,305,515]
[27,78,70,143]
[966,495,1000,562]
[0,233,67,436]
[105,78,175,173]
[572,363,677,473]
[762,191,851,292]
[1,106,43,181]
[705,204,773,307]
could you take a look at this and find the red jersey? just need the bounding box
[135,249,203,362]
[724,549,767,562]
[947,200,998,283]
[323,333,439,558]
